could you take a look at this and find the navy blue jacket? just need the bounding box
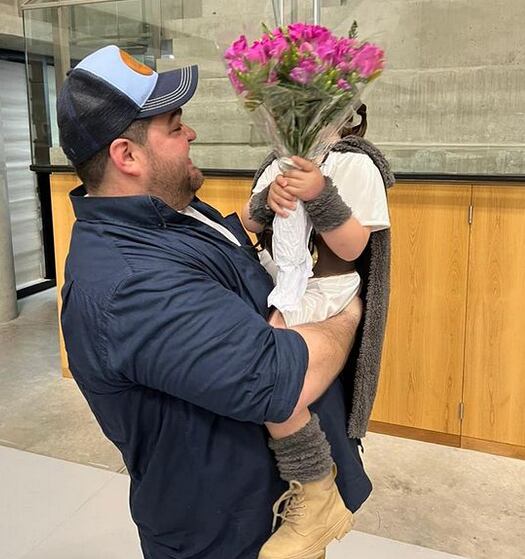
[61,186,372,559]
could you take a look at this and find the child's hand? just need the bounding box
[268,175,297,217]
[283,156,325,201]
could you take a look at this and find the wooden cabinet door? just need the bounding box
[462,186,525,448]
[50,173,80,378]
[371,184,471,435]
[199,176,252,219]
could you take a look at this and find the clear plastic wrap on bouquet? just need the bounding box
[225,22,385,312]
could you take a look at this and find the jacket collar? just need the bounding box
[70,185,218,228]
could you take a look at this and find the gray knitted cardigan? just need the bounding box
[251,136,395,438]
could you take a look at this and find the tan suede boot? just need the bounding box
[258,465,353,559]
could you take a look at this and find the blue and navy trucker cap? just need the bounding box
[57,45,199,166]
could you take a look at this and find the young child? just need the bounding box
[241,105,391,559]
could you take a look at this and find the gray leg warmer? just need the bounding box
[268,414,333,483]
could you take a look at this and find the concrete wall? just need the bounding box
[0,0,24,49]
[160,0,525,174]
[2,0,523,175]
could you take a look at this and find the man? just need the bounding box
[57,45,372,559]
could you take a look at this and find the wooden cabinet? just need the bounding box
[370,183,525,459]
[370,185,471,441]
[199,176,253,219]
[461,187,525,458]
[50,173,525,458]
[49,173,79,379]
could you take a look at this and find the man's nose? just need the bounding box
[184,124,197,142]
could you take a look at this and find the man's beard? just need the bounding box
[148,150,204,210]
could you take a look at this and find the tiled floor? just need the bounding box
[0,445,468,559]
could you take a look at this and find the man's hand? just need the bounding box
[282,156,326,202]
[267,175,297,217]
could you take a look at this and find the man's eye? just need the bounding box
[171,127,182,133]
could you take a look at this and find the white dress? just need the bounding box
[252,151,391,326]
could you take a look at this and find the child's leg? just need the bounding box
[258,278,358,558]
[266,410,331,483]
[259,412,353,559]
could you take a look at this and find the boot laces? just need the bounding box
[271,480,307,532]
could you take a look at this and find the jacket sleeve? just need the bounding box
[104,269,308,424]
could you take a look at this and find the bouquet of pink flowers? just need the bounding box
[225,22,384,164]
[224,22,385,312]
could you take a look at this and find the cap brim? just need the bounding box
[137,64,198,118]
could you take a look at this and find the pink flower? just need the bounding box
[245,41,268,64]
[230,59,247,73]
[315,38,337,62]
[268,36,289,59]
[335,37,357,61]
[290,58,317,85]
[288,22,307,42]
[227,68,246,94]
[288,23,333,44]
[224,35,248,60]
[351,43,384,78]
[299,42,314,55]
[337,79,351,91]
[336,61,351,73]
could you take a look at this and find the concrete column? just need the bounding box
[0,98,18,323]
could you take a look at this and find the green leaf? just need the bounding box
[261,22,272,36]
[348,20,358,39]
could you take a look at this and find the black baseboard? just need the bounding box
[17,280,56,300]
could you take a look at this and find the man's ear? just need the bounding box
[108,138,144,177]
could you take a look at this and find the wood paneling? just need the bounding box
[462,186,525,447]
[198,176,252,219]
[371,184,472,435]
[49,173,80,378]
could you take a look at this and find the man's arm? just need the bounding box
[105,268,310,425]
[268,298,362,431]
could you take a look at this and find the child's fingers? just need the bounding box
[269,193,296,210]
[275,175,288,187]
[272,186,296,201]
[268,200,290,218]
[290,156,315,171]
[282,168,306,181]
[271,180,296,201]
[281,177,306,190]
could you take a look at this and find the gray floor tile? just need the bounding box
[0,446,116,559]
[21,473,141,559]
[329,531,468,558]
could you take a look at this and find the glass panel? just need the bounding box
[318,0,525,176]
[23,0,162,167]
[22,0,525,175]
[158,0,276,171]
